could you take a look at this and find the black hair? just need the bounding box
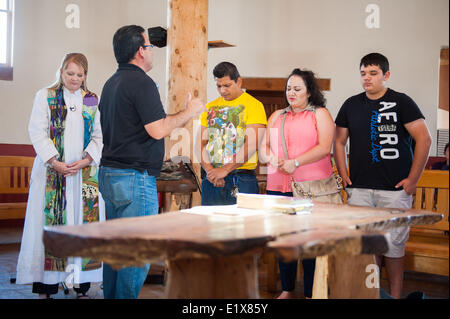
[360,53,390,74]
[113,25,145,64]
[213,62,240,82]
[285,68,326,108]
[445,143,449,152]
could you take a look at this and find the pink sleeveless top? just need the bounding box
[266,108,333,193]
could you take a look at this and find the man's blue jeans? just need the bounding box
[98,166,159,299]
[201,170,259,206]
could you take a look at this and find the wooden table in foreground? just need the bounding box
[43,202,442,299]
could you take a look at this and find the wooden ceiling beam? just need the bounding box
[242,77,331,92]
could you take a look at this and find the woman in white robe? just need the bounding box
[16,53,105,299]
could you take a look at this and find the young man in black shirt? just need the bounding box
[98,25,205,299]
[334,53,431,298]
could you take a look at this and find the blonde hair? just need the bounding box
[50,53,89,91]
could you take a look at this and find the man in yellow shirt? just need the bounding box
[198,62,267,205]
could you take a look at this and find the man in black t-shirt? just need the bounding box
[98,25,205,299]
[334,53,431,299]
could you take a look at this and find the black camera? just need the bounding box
[148,26,167,48]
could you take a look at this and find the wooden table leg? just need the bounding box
[169,193,192,211]
[165,255,260,298]
[163,192,192,212]
[312,254,380,299]
[163,192,172,212]
[263,251,278,293]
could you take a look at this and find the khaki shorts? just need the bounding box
[347,188,413,258]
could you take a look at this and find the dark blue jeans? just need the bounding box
[201,170,259,206]
[266,190,316,298]
[99,166,159,299]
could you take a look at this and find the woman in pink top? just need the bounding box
[260,68,336,299]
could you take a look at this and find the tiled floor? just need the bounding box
[0,226,448,299]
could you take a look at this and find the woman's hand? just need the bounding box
[269,156,284,168]
[51,160,76,176]
[279,159,296,175]
[65,158,91,176]
[64,153,93,177]
[341,174,352,188]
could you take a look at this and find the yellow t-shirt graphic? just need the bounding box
[200,92,267,170]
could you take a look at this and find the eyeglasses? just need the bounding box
[142,44,154,49]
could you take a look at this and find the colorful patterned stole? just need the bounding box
[44,88,101,272]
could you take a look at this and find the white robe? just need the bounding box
[16,87,105,285]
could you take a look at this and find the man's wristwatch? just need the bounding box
[294,159,300,168]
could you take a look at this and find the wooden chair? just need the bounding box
[405,170,449,276]
[0,156,34,220]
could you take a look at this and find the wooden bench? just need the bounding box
[405,170,449,276]
[0,156,34,220]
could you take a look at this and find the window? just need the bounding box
[437,47,449,156]
[0,0,14,81]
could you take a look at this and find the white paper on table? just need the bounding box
[184,204,311,217]
[185,205,273,216]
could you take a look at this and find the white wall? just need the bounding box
[207,0,449,155]
[1,0,449,155]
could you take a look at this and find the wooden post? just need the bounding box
[312,254,380,299]
[165,255,260,298]
[166,0,208,207]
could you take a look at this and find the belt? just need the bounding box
[233,169,256,176]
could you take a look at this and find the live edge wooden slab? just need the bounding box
[43,202,442,299]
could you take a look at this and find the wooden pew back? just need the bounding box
[405,170,449,276]
[413,170,449,233]
[0,156,35,220]
[0,156,34,194]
